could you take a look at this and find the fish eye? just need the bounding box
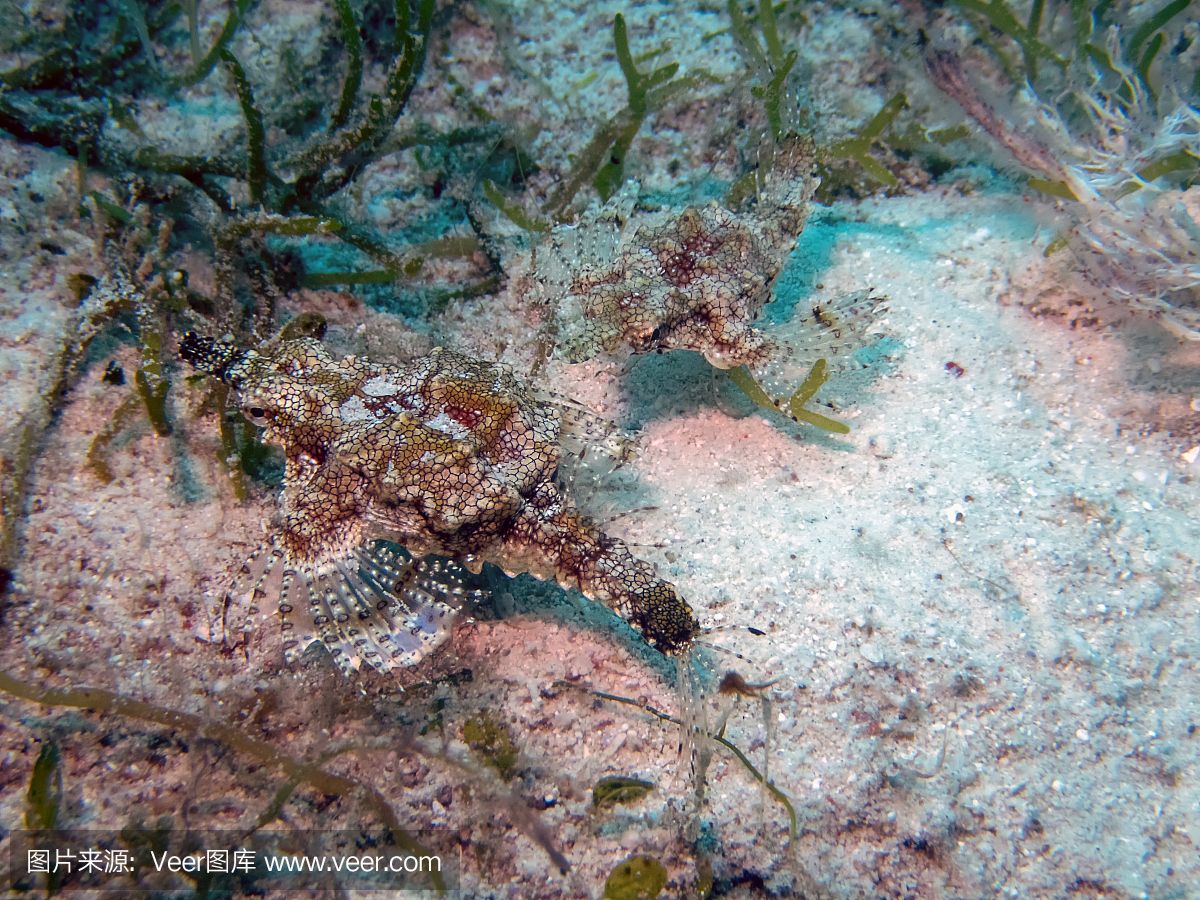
[244,405,270,425]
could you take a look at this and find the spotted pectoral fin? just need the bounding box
[353,543,485,665]
[279,541,485,677]
[540,389,641,488]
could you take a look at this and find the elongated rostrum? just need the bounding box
[181,332,699,675]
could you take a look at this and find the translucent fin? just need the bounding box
[739,289,890,430]
[531,180,640,295]
[210,544,284,647]
[766,289,890,370]
[537,388,641,490]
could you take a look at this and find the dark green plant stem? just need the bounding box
[825,93,907,188]
[702,1,796,42]
[87,191,135,224]
[1127,0,1192,63]
[0,315,80,578]
[24,740,65,894]
[785,358,848,432]
[1137,149,1200,185]
[591,114,643,201]
[117,0,159,74]
[614,14,646,114]
[727,0,768,72]
[129,147,243,180]
[182,0,202,63]
[1136,32,1165,93]
[250,743,366,832]
[544,14,693,215]
[134,305,173,437]
[482,180,550,233]
[302,269,399,287]
[1027,177,1078,200]
[759,49,798,140]
[948,0,1066,77]
[26,742,63,830]
[542,113,631,215]
[728,362,850,433]
[423,274,501,311]
[291,0,435,202]
[592,776,655,810]
[221,213,343,240]
[728,0,797,139]
[220,49,268,205]
[174,0,253,87]
[330,221,416,274]
[86,395,144,484]
[858,93,907,143]
[603,13,682,192]
[212,384,248,501]
[302,232,487,289]
[757,0,785,63]
[1024,0,1046,82]
[1070,0,1094,49]
[330,0,364,130]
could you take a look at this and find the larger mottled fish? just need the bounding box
[182,332,699,677]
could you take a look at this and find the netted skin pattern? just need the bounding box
[555,146,817,370]
[182,333,700,663]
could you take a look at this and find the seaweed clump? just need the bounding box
[725,0,955,198]
[925,0,1200,336]
[0,666,579,892]
[1,0,499,309]
[592,775,656,811]
[540,14,700,222]
[603,855,669,899]
[462,712,519,779]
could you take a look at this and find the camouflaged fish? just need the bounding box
[182,332,699,675]
[546,137,888,428]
